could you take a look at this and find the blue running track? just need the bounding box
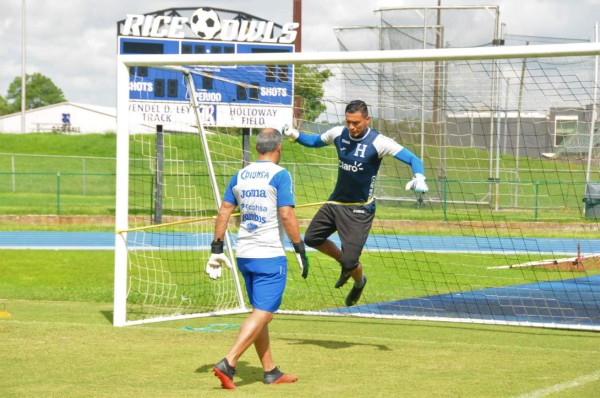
[1,231,600,255]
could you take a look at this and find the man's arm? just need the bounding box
[395,148,429,193]
[281,125,327,148]
[279,205,310,279]
[213,201,237,242]
[279,205,302,244]
[274,169,301,243]
[206,200,236,279]
[394,147,425,176]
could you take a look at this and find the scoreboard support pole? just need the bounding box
[242,128,251,167]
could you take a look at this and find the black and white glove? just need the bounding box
[281,124,299,141]
[405,173,429,193]
[293,241,310,279]
[206,240,232,279]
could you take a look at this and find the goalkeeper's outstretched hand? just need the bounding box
[206,240,232,279]
[281,124,299,141]
[293,241,310,279]
[405,173,429,193]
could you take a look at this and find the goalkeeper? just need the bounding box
[283,99,428,307]
[206,128,309,390]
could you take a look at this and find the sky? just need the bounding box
[0,0,598,108]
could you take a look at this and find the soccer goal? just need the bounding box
[115,42,600,330]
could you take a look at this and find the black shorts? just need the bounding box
[304,203,375,271]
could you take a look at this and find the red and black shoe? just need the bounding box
[213,358,236,390]
[264,367,298,385]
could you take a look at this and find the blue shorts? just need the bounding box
[236,256,288,313]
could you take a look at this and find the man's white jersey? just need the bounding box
[223,160,295,258]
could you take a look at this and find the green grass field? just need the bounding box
[2,249,600,397]
[1,133,598,222]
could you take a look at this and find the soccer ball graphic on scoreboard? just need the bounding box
[190,8,221,39]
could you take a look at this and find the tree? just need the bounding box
[294,64,333,124]
[0,95,10,116]
[4,73,66,114]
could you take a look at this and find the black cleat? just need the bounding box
[334,270,351,288]
[345,276,367,307]
[213,358,236,390]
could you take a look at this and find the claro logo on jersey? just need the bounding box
[339,160,364,172]
[122,8,299,44]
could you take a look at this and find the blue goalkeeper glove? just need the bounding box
[206,240,232,279]
[405,173,429,193]
[293,241,310,279]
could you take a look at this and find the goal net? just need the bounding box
[115,43,600,330]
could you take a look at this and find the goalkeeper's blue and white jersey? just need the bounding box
[302,126,404,204]
[223,160,295,258]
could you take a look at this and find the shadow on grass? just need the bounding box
[279,337,391,351]
[196,360,265,388]
[100,310,113,324]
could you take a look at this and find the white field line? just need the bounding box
[515,369,600,398]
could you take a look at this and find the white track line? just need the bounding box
[515,370,600,398]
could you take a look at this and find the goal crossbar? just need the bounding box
[119,42,600,67]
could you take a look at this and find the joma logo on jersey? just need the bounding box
[240,189,267,198]
[338,160,363,172]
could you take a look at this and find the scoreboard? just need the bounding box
[118,10,296,130]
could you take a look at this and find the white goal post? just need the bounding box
[114,42,600,330]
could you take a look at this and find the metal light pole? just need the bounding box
[584,22,598,185]
[21,0,26,134]
[293,0,302,128]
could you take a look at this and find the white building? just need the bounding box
[0,102,116,134]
